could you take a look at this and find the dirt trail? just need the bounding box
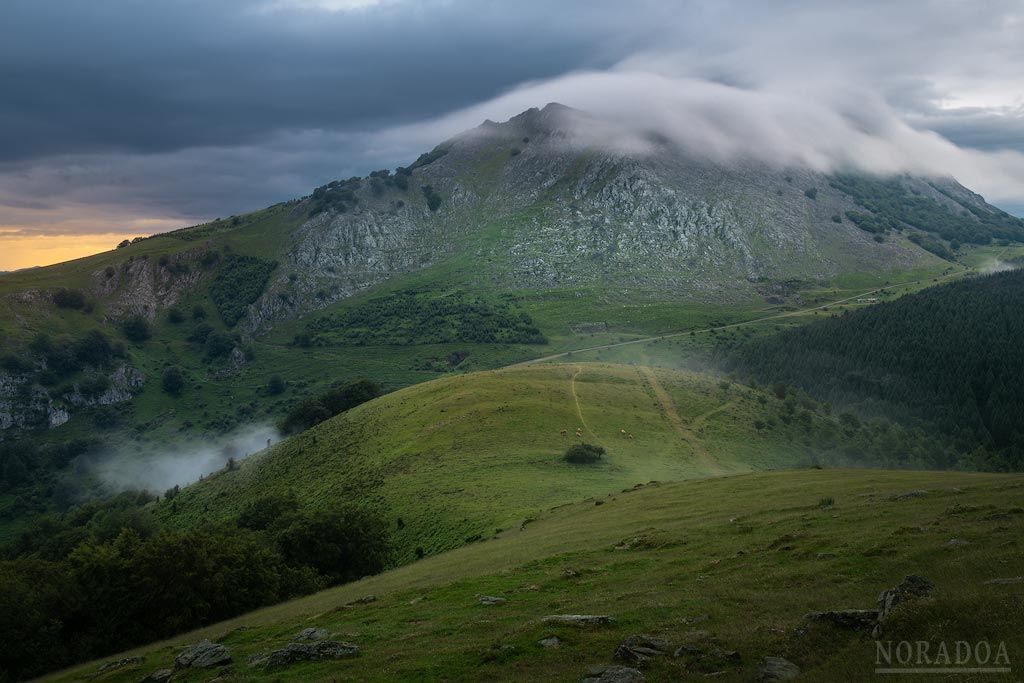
[638,366,725,474]
[510,269,966,368]
[570,366,597,440]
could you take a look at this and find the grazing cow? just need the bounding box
[628,433,634,440]
[560,428,568,437]
[620,428,627,436]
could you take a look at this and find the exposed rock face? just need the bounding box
[757,656,801,681]
[613,635,673,664]
[479,595,507,606]
[248,640,359,668]
[293,627,329,641]
[542,614,613,626]
[174,640,232,669]
[0,362,144,435]
[581,665,646,682]
[245,103,960,333]
[92,248,208,321]
[96,655,142,673]
[876,575,936,622]
[800,609,879,632]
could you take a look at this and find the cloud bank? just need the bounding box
[90,424,280,493]
[0,0,1022,258]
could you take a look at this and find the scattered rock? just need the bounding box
[347,594,377,605]
[889,490,927,501]
[595,500,605,506]
[816,552,836,560]
[613,635,673,664]
[479,595,507,606]
[142,668,173,682]
[174,640,232,669]
[96,656,142,673]
[983,576,1024,585]
[542,614,612,627]
[875,575,936,633]
[293,627,329,641]
[582,665,646,682]
[800,609,878,632]
[946,538,971,547]
[982,512,1012,522]
[249,641,359,668]
[757,656,801,681]
[538,636,562,649]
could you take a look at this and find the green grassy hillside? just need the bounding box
[45,468,1024,682]
[158,363,952,563]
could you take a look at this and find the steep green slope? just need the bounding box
[158,363,954,562]
[45,469,1024,682]
[1,103,1018,539]
[721,268,1024,467]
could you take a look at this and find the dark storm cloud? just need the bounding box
[1,0,1023,239]
[0,0,648,161]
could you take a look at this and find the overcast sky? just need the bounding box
[1,0,1022,266]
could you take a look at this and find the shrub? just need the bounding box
[121,316,150,343]
[203,332,235,360]
[804,188,818,200]
[161,366,185,396]
[188,323,213,344]
[280,379,382,434]
[72,330,113,366]
[209,255,277,327]
[267,375,285,395]
[563,443,606,464]
[421,185,442,212]
[192,305,207,321]
[52,288,86,309]
[237,495,299,531]
[275,506,389,585]
[166,307,184,324]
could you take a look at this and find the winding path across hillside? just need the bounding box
[638,366,726,474]
[511,269,965,368]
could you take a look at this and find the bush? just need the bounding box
[192,305,207,321]
[275,506,389,585]
[161,366,185,396]
[236,495,299,531]
[280,379,383,434]
[804,188,818,200]
[167,307,184,324]
[267,375,285,395]
[72,330,113,366]
[209,255,277,327]
[203,332,235,360]
[121,316,150,343]
[563,443,606,464]
[421,185,442,212]
[188,322,213,344]
[52,288,86,309]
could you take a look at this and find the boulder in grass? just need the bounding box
[582,665,645,682]
[174,640,231,669]
[249,641,359,668]
[542,614,612,627]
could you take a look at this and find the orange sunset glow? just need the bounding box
[0,232,149,271]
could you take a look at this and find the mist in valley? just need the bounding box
[85,423,281,495]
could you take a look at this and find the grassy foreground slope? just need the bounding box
[48,469,1024,682]
[158,363,825,560]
